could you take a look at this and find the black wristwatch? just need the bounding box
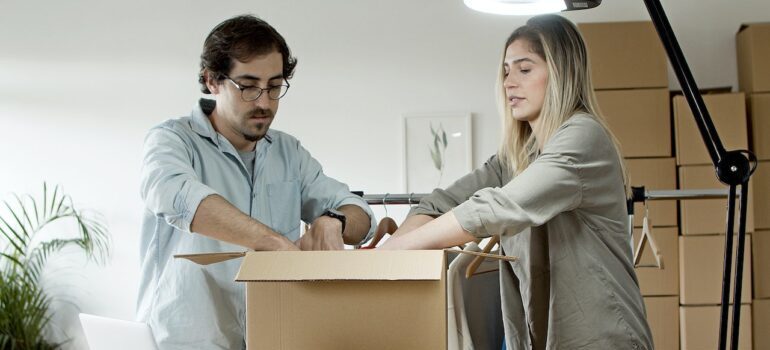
[321,209,346,234]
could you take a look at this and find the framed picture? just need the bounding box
[403,113,472,193]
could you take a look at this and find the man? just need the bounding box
[136,15,375,349]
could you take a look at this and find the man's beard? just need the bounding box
[241,107,273,142]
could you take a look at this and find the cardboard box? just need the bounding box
[748,93,770,160]
[634,227,678,296]
[626,158,677,227]
[596,89,671,158]
[680,305,752,350]
[754,299,770,350]
[643,296,679,350]
[178,250,448,350]
[753,230,770,299]
[754,161,770,230]
[678,165,755,235]
[579,21,668,90]
[737,23,770,94]
[679,235,752,305]
[673,93,749,166]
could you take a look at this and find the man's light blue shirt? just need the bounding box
[136,99,375,349]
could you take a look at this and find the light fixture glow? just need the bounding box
[464,0,567,15]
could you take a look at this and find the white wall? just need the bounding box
[0,0,767,348]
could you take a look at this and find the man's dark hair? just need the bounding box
[198,14,298,94]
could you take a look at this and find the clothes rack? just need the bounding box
[355,188,734,206]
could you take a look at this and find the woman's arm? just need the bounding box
[378,211,476,250]
[391,214,434,237]
[395,156,506,237]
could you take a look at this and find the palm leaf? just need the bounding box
[1,252,24,271]
[42,182,49,223]
[29,193,41,231]
[0,217,25,257]
[0,183,109,350]
[14,194,35,239]
[1,203,28,251]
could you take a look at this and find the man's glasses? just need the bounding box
[224,75,290,101]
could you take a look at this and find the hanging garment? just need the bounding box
[447,242,505,350]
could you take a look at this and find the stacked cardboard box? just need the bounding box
[680,305,752,350]
[755,299,770,350]
[737,22,770,350]
[580,21,677,350]
[678,234,753,350]
[644,297,680,350]
[752,165,770,311]
[737,23,770,96]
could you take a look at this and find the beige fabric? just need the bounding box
[411,114,653,350]
[447,242,504,350]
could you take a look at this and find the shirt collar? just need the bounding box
[190,98,274,144]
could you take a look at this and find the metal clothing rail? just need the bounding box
[353,192,429,205]
[638,188,734,201]
[355,188,734,206]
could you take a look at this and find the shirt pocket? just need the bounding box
[267,180,301,237]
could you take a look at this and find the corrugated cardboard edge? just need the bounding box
[174,251,246,265]
[236,250,446,282]
[174,249,515,281]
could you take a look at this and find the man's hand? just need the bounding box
[295,216,345,251]
[256,234,301,251]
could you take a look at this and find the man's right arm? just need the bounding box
[191,195,298,251]
[140,127,297,251]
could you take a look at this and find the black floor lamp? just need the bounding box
[641,2,757,349]
[464,1,758,349]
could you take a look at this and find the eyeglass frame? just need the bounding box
[222,75,290,101]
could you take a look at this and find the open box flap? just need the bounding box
[174,251,246,265]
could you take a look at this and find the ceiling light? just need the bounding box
[463,0,601,15]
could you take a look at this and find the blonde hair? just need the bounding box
[496,14,628,192]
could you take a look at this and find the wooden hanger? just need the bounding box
[633,207,664,269]
[465,235,500,278]
[363,217,398,249]
[361,194,399,249]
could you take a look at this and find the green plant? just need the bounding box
[0,184,110,350]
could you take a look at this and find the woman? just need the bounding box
[379,14,653,349]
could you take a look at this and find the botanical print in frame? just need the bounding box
[403,114,472,193]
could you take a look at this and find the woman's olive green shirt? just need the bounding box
[410,114,653,350]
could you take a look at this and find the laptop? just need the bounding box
[79,313,159,350]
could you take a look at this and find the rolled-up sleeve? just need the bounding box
[294,141,376,245]
[410,155,506,218]
[452,129,584,238]
[140,127,217,233]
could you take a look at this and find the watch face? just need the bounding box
[327,209,344,217]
